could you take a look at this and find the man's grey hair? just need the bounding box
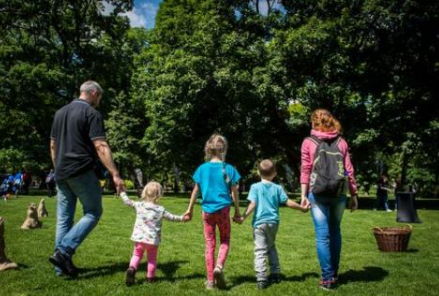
[80,81,103,95]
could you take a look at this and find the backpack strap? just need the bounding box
[308,136,321,146]
[309,135,342,146]
[335,136,342,145]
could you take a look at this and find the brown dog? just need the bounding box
[21,203,42,230]
[38,199,48,218]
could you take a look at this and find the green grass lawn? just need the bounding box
[1,194,439,296]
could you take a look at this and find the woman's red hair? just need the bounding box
[311,109,342,132]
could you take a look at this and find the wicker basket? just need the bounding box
[373,225,412,252]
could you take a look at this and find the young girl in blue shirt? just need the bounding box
[185,134,241,290]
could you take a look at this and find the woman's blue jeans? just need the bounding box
[308,193,347,281]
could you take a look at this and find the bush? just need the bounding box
[124,179,135,190]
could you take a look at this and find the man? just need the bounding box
[49,81,125,277]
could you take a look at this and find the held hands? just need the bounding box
[113,175,126,194]
[299,204,310,213]
[183,209,193,222]
[300,196,311,213]
[232,215,244,225]
[300,196,310,208]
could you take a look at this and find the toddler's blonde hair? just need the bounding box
[204,134,228,161]
[141,181,163,203]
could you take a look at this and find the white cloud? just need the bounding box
[101,1,115,15]
[122,8,148,28]
[100,0,159,28]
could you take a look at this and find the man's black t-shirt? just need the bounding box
[50,99,106,181]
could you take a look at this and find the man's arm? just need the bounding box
[50,139,56,167]
[93,139,125,193]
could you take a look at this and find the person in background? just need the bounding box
[22,170,32,195]
[45,169,56,198]
[376,174,392,212]
[13,171,22,196]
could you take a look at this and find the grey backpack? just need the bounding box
[309,136,347,197]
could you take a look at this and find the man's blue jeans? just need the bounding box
[308,193,347,281]
[55,169,102,257]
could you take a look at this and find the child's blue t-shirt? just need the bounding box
[192,162,241,214]
[247,181,288,228]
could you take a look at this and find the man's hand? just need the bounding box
[113,175,125,194]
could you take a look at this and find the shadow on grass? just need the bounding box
[231,272,319,288]
[285,272,319,282]
[77,260,204,282]
[339,266,388,284]
[16,263,29,270]
[78,262,128,279]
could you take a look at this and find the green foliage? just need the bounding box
[132,0,300,182]
[124,179,135,189]
[0,0,135,173]
[1,0,438,192]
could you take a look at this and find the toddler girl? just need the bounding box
[120,181,188,286]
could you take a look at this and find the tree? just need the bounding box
[0,0,135,173]
[132,0,296,185]
[272,0,439,188]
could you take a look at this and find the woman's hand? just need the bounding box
[349,194,358,212]
[300,196,310,208]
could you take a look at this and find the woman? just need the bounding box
[300,109,358,290]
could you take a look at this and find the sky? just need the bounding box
[103,0,163,29]
[104,0,282,29]
[128,0,162,28]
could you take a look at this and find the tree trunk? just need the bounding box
[0,217,18,271]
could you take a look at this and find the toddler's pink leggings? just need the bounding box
[129,242,159,279]
[203,206,231,282]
